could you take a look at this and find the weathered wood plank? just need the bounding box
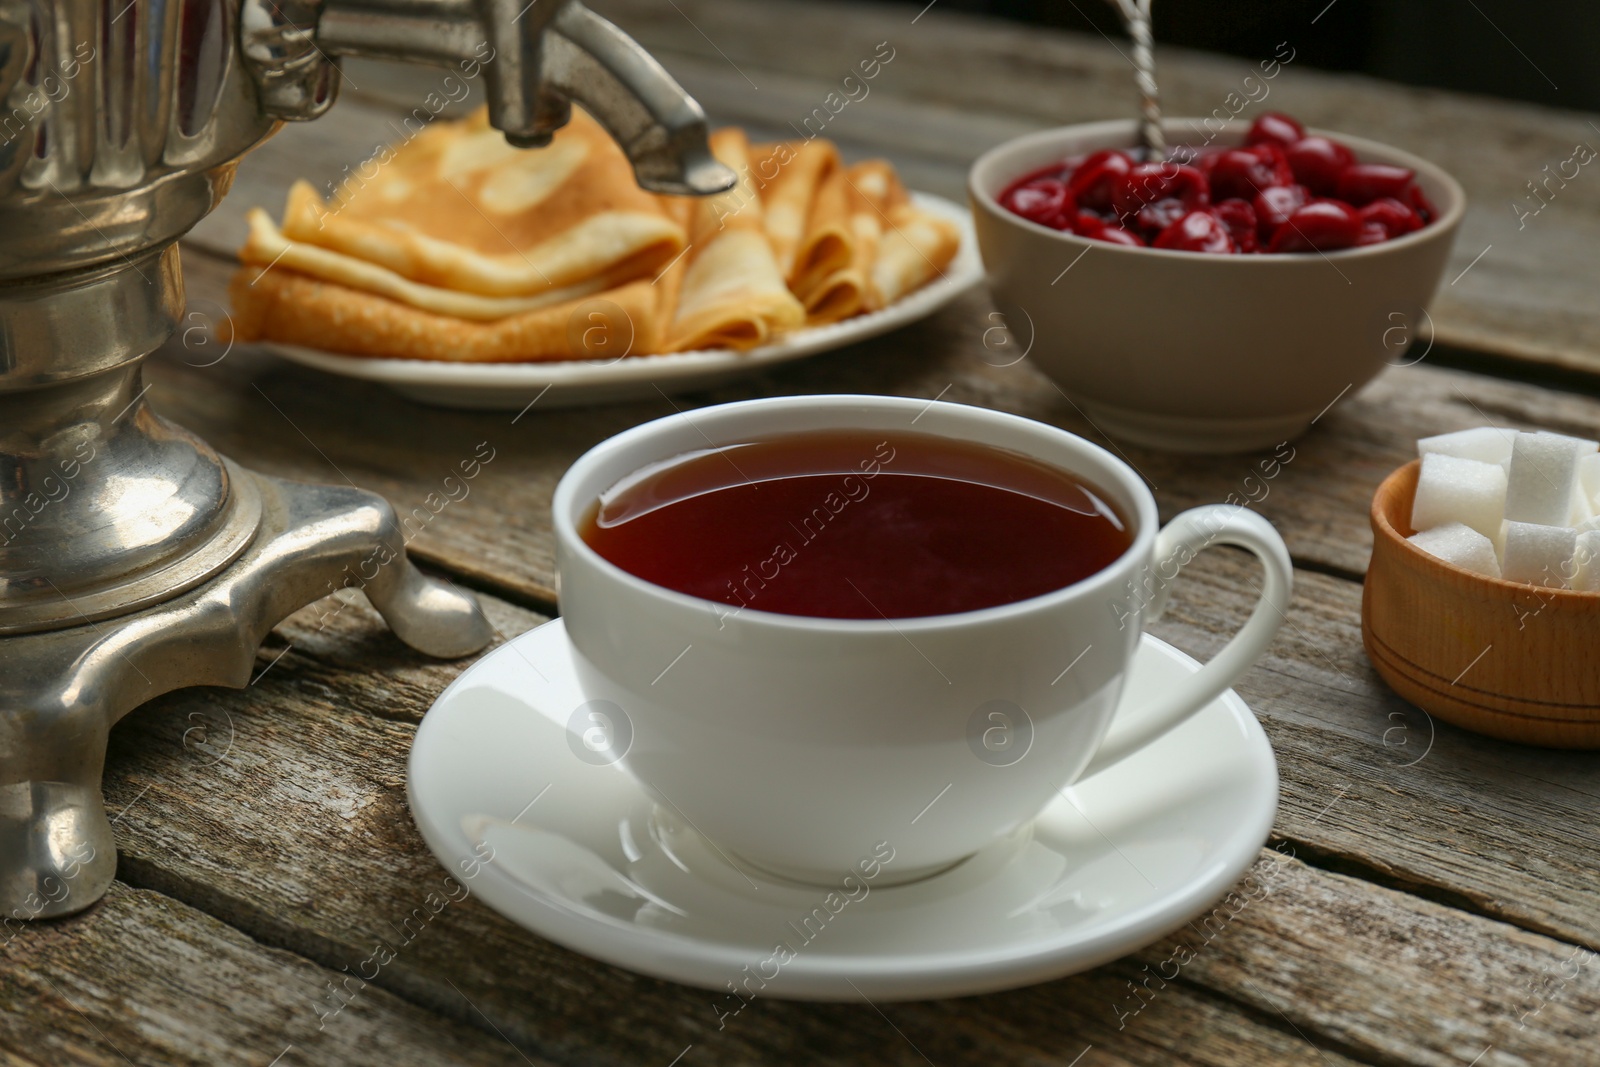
[1158,557,1600,955]
[166,240,1600,587]
[0,882,542,1067]
[1139,850,1600,1067]
[94,591,1378,1067]
[90,575,1600,1067]
[161,244,1600,962]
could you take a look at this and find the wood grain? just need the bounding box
[1149,850,1600,1067]
[1156,557,1600,955]
[165,241,1600,587]
[0,882,542,1066]
[93,590,1376,1067]
[88,576,1600,1067]
[152,241,1600,988]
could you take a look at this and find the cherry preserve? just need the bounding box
[580,430,1132,620]
[998,111,1439,254]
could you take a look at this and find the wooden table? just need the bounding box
[12,2,1600,1063]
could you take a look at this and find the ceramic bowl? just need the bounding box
[968,120,1466,453]
[1362,460,1600,748]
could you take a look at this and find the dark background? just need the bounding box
[909,0,1598,111]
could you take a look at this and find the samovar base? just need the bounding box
[0,463,494,919]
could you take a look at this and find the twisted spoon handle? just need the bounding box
[1109,0,1164,160]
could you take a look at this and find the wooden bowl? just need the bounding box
[1363,460,1600,747]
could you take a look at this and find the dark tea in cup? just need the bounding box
[580,429,1131,619]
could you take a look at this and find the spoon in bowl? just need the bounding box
[1106,0,1164,161]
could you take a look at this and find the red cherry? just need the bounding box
[999,162,1071,226]
[1185,146,1227,178]
[1285,136,1355,196]
[1146,199,1192,233]
[1000,162,1069,190]
[1335,163,1416,207]
[1154,209,1236,254]
[1268,200,1361,253]
[1245,112,1305,150]
[1111,162,1209,233]
[1247,142,1294,169]
[1003,177,1076,229]
[1210,148,1293,203]
[1075,215,1146,246]
[1357,197,1423,238]
[999,114,1434,255]
[1072,212,1105,234]
[1253,183,1310,236]
[1356,221,1389,246]
[1067,150,1134,213]
[1213,198,1260,253]
[1247,144,1297,195]
[1089,225,1146,247]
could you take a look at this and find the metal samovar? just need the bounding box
[0,0,734,918]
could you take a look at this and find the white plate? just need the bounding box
[267,192,981,410]
[407,618,1279,1001]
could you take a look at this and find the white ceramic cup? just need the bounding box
[553,395,1292,884]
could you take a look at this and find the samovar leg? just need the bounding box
[0,465,493,919]
[0,710,119,922]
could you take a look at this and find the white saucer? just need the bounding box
[268,193,981,411]
[407,619,1278,1001]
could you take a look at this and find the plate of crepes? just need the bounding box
[228,107,978,409]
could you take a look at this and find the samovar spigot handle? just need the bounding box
[243,0,736,195]
[534,0,737,195]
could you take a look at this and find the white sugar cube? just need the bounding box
[1406,522,1501,578]
[1572,486,1596,527]
[1501,520,1578,588]
[1411,453,1508,539]
[1575,531,1600,592]
[1547,430,1600,456]
[1579,452,1600,510]
[1505,432,1597,527]
[1417,426,1516,466]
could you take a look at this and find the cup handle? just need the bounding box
[1079,505,1293,780]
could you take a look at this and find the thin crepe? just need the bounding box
[663,128,805,352]
[798,160,897,322]
[227,268,663,363]
[227,113,959,363]
[754,139,840,279]
[872,200,961,307]
[789,165,856,305]
[239,207,611,322]
[268,107,685,300]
